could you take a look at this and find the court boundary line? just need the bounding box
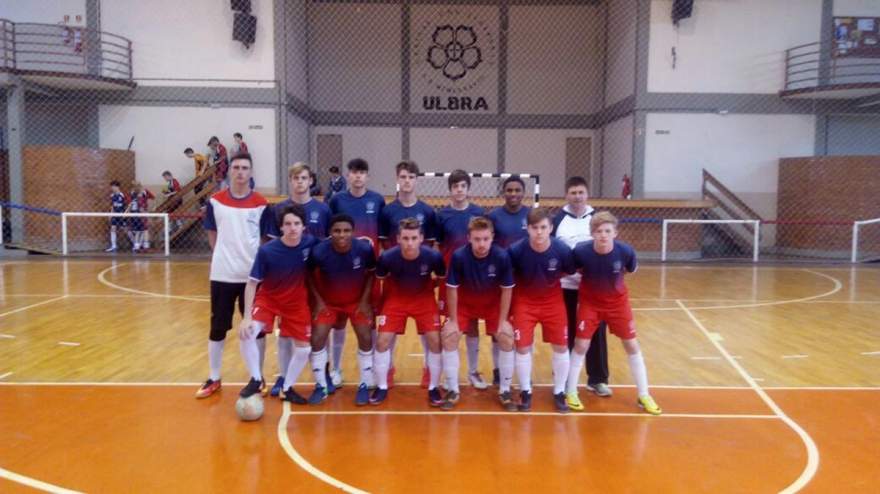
[0,466,83,494]
[96,264,209,302]
[0,295,68,319]
[0,382,877,390]
[287,410,777,419]
[676,299,820,494]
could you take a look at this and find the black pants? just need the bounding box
[563,288,609,385]
[209,281,264,341]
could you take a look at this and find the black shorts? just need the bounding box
[210,281,246,341]
[110,217,126,227]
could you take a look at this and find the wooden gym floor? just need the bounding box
[0,259,878,493]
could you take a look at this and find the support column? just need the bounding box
[6,76,25,243]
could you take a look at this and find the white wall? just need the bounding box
[605,0,636,106]
[506,128,595,198]
[835,0,880,15]
[287,113,310,166]
[0,0,85,25]
[410,127,497,174]
[644,113,816,219]
[507,5,603,114]
[101,0,274,87]
[311,126,402,195]
[648,0,822,94]
[601,115,633,198]
[98,105,277,192]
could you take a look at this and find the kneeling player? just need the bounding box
[508,208,575,413]
[372,218,446,406]
[442,217,514,410]
[238,204,318,404]
[566,212,661,415]
[308,214,377,406]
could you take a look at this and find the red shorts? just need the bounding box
[378,299,440,334]
[251,295,311,341]
[511,299,568,348]
[456,304,500,335]
[314,303,373,327]
[576,303,636,341]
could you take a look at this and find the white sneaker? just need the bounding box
[468,371,490,390]
[587,382,613,397]
[330,369,343,387]
[105,246,117,252]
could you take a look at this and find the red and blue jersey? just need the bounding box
[436,203,484,264]
[249,236,319,304]
[488,206,530,248]
[111,192,126,213]
[573,240,637,307]
[508,238,575,305]
[129,189,154,212]
[446,244,514,310]
[327,190,385,251]
[377,246,446,302]
[269,198,331,239]
[308,238,376,307]
[379,199,437,246]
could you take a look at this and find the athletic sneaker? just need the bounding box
[387,366,396,390]
[518,390,532,412]
[195,378,221,399]
[270,376,285,397]
[499,391,518,412]
[492,368,500,387]
[239,377,263,398]
[104,246,117,252]
[369,388,388,405]
[281,387,308,405]
[565,392,585,411]
[324,364,336,395]
[554,392,570,414]
[441,390,460,411]
[587,382,613,397]
[355,383,370,406]
[330,369,343,388]
[428,388,444,407]
[308,384,330,405]
[260,379,268,397]
[468,371,490,390]
[637,395,662,415]
[420,366,429,389]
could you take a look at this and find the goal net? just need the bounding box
[662,219,760,262]
[61,212,170,255]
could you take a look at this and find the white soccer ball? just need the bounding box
[235,394,264,421]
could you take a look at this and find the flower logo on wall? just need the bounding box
[427,25,483,81]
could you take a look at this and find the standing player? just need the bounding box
[237,204,318,405]
[327,158,386,387]
[125,181,154,252]
[106,180,126,252]
[566,212,661,415]
[436,170,487,390]
[442,217,514,410]
[552,176,612,399]
[508,208,575,413]
[372,218,446,406]
[195,154,274,399]
[488,176,531,249]
[308,214,376,406]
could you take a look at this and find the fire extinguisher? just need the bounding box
[63,26,83,53]
[621,174,632,200]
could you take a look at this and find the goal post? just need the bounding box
[61,212,170,256]
[662,219,760,262]
[851,217,880,263]
[406,172,541,209]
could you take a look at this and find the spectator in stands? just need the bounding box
[231,133,255,190]
[185,147,210,206]
[326,165,347,201]
[207,136,229,189]
[309,168,322,197]
[161,171,183,231]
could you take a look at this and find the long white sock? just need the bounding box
[256,337,266,375]
[566,349,587,395]
[466,335,479,375]
[552,351,570,395]
[143,232,150,248]
[491,340,500,371]
[110,230,117,248]
[283,346,311,389]
[628,351,650,397]
[515,351,532,392]
[374,349,391,390]
[442,350,460,393]
[419,334,428,368]
[427,351,442,390]
[208,340,224,381]
[499,349,515,393]
[277,336,293,380]
[331,327,346,371]
[239,334,262,381]
[311,348,329,388]
[357,349,373,386]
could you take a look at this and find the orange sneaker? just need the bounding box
[195,378,221,399]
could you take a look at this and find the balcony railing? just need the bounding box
[783,40,880,93]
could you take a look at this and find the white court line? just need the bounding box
[288,410,777,419]
[407,353,424,357]
[861,351,880,356]
[676,299,819,494]
[277,401,368,494]
[0,372,12,380]
[691,356,722,361]
[96,264,208,302]
[781,355,809,359]
[0,296,68,319]
[0,334,15,339]
[57,342,81,347]
[0,466,83,494]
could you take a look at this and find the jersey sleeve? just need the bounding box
[499,251,515,288]
[327,194,339,214]
[434,210,446,244]
[624,243,638,273]
[260,205,275,238]
[363,244,377,271]
[551,210,565,237]
[376,253,389,279]
[423,205,437,241]
[572,244,584,271]
[431,251,446,277]
[203,200,217,231]
[249,248,266,282]
[265,205,281,238]
[445,252,461,287]
[378,207,391,239]
[559,242,576,275]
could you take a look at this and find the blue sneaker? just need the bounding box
[324,364,336,395]
[369,387,388,405]
[308,384,329,405]
[428,388,444,407]
[355,383,370,406]
[518,390,532,412]
[269,376,284,397]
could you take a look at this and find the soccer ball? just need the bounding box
[235,394,264,421]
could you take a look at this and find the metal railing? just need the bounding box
[0,18,132,81]
[783,40,880,92]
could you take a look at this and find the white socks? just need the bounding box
[208,340,224,381]
[357,349,373,386]
[110,230,117,248]
[566,349,587,395]
[283,346,311,389]
[551,351,570,395]
[442,350,460,393]
[311,347,329,388]
[628,351,650,397]
[466,335,479,375]
[427,351,442,390]
[374,349,391,390]
[515,351,533,392]
[498,349,515,393]
[277,336,293,380]
[331,327,346,371]
[239,332,262,381]
[491,340,500,371]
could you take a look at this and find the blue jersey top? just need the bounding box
[111,192,126,213]
[436,203,484,263]
[249,236,319,303]
[269,198,331,239]
[572,240,637,306]
[379,199,437,246]
[308,238,376,307]
[327,190,385,250]
[488,206,530,248]
[376,245,446,302]
[508,238,575,304]
[446,244,514,309]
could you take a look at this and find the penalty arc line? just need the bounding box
[0,466,83,494]
[96,263,208,302]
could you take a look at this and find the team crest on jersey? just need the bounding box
[353,256,362,270]
[420,263,429,276]
[613,260,622,273]
[310,211,319,223]
[548,258,558,271]
[487,264,497,277]
[366,201,376,214]
[416,213,425,224]
[520,218,527,230]
[302,248,310,261]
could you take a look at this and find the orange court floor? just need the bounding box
[0,259,879,493]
